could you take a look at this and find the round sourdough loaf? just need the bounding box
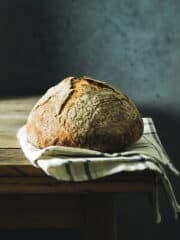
[26,76,143,152]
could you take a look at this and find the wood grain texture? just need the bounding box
[0,175,155,194]
[0,96,38,148]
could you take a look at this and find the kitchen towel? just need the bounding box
[17,118,180,223]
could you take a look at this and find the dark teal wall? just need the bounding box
[3,0,180,107]
[45,0,179,106]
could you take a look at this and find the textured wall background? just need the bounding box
[2,0,180,239]
[3,0,180,107]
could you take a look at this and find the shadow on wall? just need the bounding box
[4,0,72,94]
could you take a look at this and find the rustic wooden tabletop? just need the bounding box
[0,96,155,193]
[0,96,156,239]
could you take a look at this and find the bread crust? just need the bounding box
[26,76,143,152]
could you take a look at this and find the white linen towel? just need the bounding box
[17,118,180,223]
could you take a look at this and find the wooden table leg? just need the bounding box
[83,193,118,240]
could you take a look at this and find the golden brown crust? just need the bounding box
[26,76,144,152]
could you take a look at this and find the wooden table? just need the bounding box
[0,96,156,240]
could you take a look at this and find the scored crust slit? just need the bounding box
[26,76,144,152]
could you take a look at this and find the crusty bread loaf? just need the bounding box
[26,76,143,152]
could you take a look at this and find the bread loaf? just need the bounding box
[26,76,143,152]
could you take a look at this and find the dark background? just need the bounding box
[2,0,180,239]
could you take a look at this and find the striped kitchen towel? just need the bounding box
[17,118,180,223]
